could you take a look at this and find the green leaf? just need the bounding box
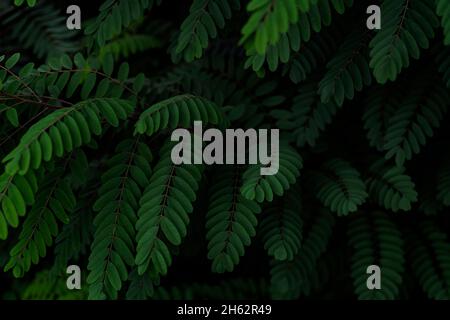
[6,109,19,127]
[133,73,145,92]
[5,53,20,69]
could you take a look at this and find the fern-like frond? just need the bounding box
[383,77,449,166]
[135,141,203,278]
[242,0,352,72]
[49,152,92,276]
[52,200,93,276]
[135,94,227,136]
[145,59,284,126]
[2,98,134,176]
[281,30,338,83]
[206,167,261,273]
[318,29,372,106]
[259,187,302,261]
[0,52,144,106]
[126,269,155,300]
[87,138,152,299]
[244,23,304,73]
[0,170,39,240]
[1,2,79,59]
[408,221,450,299]
[1,0,449,301]
[100,34,162,62]
[85,0,161,47]
[348,211,405,299]
[309,158,367,216]
[240,144,302,202]
[34,53,141,100]
[362,84,403,151]
[270,209,334,299]
[174,0,240,62]
[4,166,76,277]
[271,81,338,147]
[369,0,439,84]
[366,158,418,212]
[240,0,303,55]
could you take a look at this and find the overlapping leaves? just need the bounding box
[87,138,153,299]
[135,94,226,136]
[2,98,134,176]
[206,167,261,273]
[348,211,405,300]
[135,141,203,279]
[369,0,439,84]
[240,144,302,202]
[309,158,368,216]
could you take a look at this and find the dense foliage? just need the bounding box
[0,0,449,300]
